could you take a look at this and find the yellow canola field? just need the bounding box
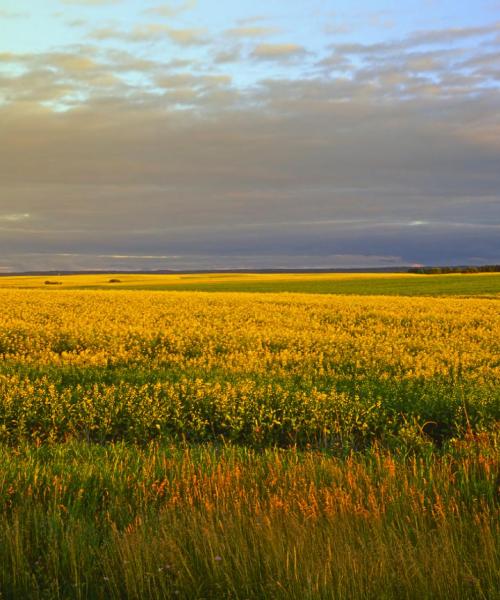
[0,289,498,381]
[0,289,498,447]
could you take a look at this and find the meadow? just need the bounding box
[0,274,498,598]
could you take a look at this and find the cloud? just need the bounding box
[1,21,499,269]
[324,23,353,35]
[65,18,88,28]
[0,52,24,63]
[0,213,31,222]
[50,54,100,72]
[60,0,121,5]
[166,27,207,45]
[88,24,207,45]
[236,16,269,26]
[314,23,500,101]
[143,1,197,18]
[251,43,307,60]
[330,22,500,57]
[214,48,242,64]
[225,26,278,38]
[87,27,121,41]
[0,9,27,18]
[0,49,128,107]
[156,73,231,88]
[407,22,500,46]
[153,72,232,106]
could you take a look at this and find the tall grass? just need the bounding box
[1,439,498,599]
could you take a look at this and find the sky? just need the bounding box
[0,0,499,271]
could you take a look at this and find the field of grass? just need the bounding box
[1,441,498,599]
[1,271,500,296]
[0,277,499,598]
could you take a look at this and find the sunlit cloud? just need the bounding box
[225,26,279,38]
[143,1,197,18]
[0,213,31,222]
[251,43,308,60]
[87,24,208,45]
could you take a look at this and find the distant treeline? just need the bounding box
[408,265,500,274]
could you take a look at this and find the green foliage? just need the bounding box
[0,369,498,449]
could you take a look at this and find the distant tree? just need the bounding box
[408,265,500,274]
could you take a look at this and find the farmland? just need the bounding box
[0,275,499,598]
[1,271,500,296]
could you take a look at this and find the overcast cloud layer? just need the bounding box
[0,0,499,271]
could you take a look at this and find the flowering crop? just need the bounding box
[0,289,498,448]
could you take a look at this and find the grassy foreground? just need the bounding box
[0,282,499,598]
[1,441,499,599]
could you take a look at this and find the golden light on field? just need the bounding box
[0,272,415,288]
[0,289,497,374]
[0,288,498,447]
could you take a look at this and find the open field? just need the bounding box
[1,271,500,296]
[0,280,499,598]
